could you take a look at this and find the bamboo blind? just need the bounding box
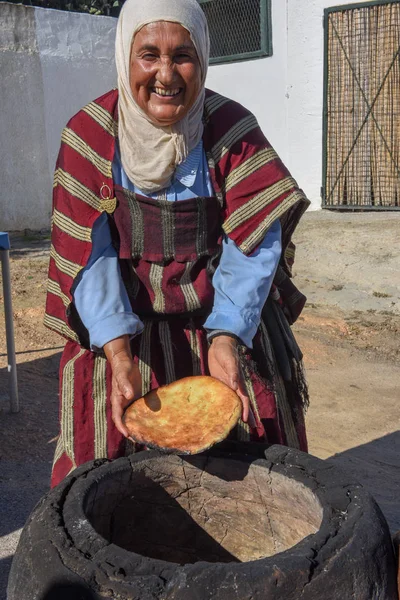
[325,2,400,208]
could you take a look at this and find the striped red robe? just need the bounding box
[45,89,310,487]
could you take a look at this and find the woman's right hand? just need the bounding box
[104,335,142,437]
[208,335,253,425]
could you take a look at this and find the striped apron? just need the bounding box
[51,187,307,487]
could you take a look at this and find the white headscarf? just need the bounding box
[115,0,210,193]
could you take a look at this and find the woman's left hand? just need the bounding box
[208,335,251,423]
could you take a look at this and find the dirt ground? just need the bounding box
[0,210,399,597]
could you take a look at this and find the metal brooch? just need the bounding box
[99,183,117,214]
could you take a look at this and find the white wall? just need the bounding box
[206,0,289,163]
[0,3,117,230]
[1,1,291,230]
[1,3,50,231]
[35,8,117,187]
[207,0,377,210]
[1,0,380,229]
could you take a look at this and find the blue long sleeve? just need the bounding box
[74,142,282,350]
[73,213,144,351]
[204,221,281,348]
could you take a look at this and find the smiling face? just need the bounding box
[129,21,202,127]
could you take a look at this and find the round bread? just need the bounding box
[123,376,242,454]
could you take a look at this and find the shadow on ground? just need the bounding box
[8,232,50,261]
[0,352,61,462]
[328,431,400,533]
[0,352,60,600]
[0,558,13,600]
[0,460,52,600]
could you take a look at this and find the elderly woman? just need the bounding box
[45,0,310,487]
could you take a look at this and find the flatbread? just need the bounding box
[123,376,242,454]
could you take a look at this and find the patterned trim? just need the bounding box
[93,355,108,459]
[126,265,140,300]
[161,201,175,260]
[59,348,86,467]
[211,115,258,163]
[259,320,272,358]
[206,252,221,281]
[61,128,112,178]
[126,192,145,257]
[82,102,116,136]
[189,324,201,376]
[224,177,297,235]
[223,147,277,193]
[180,262,201,312]
[149,263,165,313]
[52,435,64,467]
[50,245,82,280]
[157,190,167,201]
[52,208,92,242]
[274,370,300,449]
[47,278,70,307]
[196,197,208,256]
[159,321,176,384]
[240,348,263,428]
[43,313,79,342]
[66,465,77,478]
[204,93,231,118]
[247,376,262,426]
[236,420,251,441]
[239,190,305,254]
[285,245,296,262]
[138,320,153,395]
[259,321,300,449]
[54,168,102,212]
[205,152,224,207]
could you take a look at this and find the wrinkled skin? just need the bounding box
[130,21,202,126]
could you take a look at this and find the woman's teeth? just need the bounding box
[153,88,180,97]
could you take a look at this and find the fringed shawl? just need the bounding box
[45,88,309,343]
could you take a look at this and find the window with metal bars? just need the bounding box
[198,0,272,65]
